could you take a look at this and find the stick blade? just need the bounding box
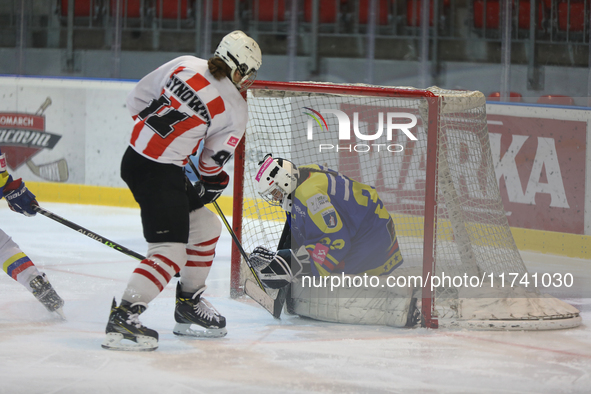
[244,279,288,319]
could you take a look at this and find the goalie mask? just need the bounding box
[214,30,262,92]
[255,155,299,212]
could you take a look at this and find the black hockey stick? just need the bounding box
[186,160,287,318]
[185,159,265,291]
[211,200,266,291]
[32,204,146,261]
[210,200,288,319]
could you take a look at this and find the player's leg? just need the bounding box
[179,207,221,293]
[103,148,189,351]
[0,228,64,316]
[174,206,227,337]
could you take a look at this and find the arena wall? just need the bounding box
[1,76,589,257]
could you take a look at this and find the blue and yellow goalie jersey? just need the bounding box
[290,165,403,277]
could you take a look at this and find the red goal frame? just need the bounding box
[231,81,441,328]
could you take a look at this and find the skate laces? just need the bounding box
[192,287,221,323]
[124,302,148,329]
[125,313,144,328]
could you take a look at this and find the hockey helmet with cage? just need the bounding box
[255,154,299,212]
[214,30,262,92]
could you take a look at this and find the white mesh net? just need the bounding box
[235,82,580,329]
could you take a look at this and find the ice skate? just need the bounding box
[29,273,65,319]
[102,298,158,351]
[173,283,227,338]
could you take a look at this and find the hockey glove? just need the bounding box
[195,171,229,205]
[250,246,294,289]
[3,177,38,216]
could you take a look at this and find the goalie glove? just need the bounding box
[195,171,229,205]
[250,246,294,289]
[3,177,38,217]
[250,246,311,289]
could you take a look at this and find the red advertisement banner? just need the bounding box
[487,115,586,234]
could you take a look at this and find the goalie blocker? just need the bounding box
[250,246,419,327]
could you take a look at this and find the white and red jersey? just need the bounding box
[126,55,247,175]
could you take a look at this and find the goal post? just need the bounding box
[231,80,581,330]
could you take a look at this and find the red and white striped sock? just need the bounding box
[122,242,184,304]
[179,236,219,293]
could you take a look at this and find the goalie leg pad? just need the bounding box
[290,275,416,327]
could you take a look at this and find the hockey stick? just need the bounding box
[185,159,265,291]
[210,200,287,319]
[211,200,266,291]
[28,98,69,182]
[186,159,286,318]
[32,204,146,261]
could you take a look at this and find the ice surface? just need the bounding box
[1,203,590,394]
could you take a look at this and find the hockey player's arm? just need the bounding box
[198,122,245,176]
[294,185,350,276]
[198,95,247,176]
[296,211,351,276]
[192,128,243,204]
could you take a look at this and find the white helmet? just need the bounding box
[214,30,262,91]
[255,155,298,212]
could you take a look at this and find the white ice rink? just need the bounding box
[1,203,590,394]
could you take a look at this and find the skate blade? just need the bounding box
[101,332,158,351]
[54,307,67,321]
[173,323,227,338]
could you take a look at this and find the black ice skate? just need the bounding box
[173,283,227,338]
[101,298,158,351]
[29,273,65,319]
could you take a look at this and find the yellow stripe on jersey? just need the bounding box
[306,243,342,277]
[0,171,9,188]
[294,168,343,234]
[361,250,404,277]
[313,262,331,277]
[351,182,391,220]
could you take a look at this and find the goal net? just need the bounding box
[231,81,580,330]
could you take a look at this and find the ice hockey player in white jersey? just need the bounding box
[102,31,262,351]
[0,149,65,318]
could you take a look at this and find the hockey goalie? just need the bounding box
[249,154,420,328]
